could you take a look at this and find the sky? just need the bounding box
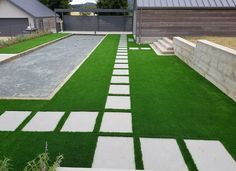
[70,0,97,4]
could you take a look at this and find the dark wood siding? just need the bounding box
[136,9,236,37]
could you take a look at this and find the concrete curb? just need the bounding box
[0,34,72,65]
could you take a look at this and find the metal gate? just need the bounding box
[55,9,133,32]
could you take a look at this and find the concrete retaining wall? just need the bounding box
[173,37,236,102]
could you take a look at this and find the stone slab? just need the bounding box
[92,136,135,169]
[0,54,17,63]
[115,59,128,64]
[105,96,131,109]
[100,112,132,133]
[111,76,129,84]
[109,85,130,95]
[114,64,129,69]
[61,112,98,132]
[117,50,128,53]
[118,48,127,50]
[116,56,128,59]
[113,69,129,76]
[185,140,236,171]
[129,47,139,50]
[141,47,151,50]
[140,138,188,171]
[117,53,128,56]
[23,112,64,132]
[0,111,31,131]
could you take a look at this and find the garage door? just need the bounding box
[0,18,29,36]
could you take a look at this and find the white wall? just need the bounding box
[174,37,236,102]
[0,0,35,27]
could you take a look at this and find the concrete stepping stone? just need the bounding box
[117,53,128,56]
[114,64,129,69]
[61,112,98,132]
[117,50,128,53]
[0,111,31,131]
[109,85,130,95]
[128,38,134,42]
[105,96,131,109]
[185,140,236,171]
[129,47,139,50]
[92,136,135,169]
[111,76,129,84]
[22,112,64,132]
[141,47,151,50]
[115,59,128,64]
[116,56,128,59]
[113,69,129,76]
[118,48,127,50]
[140,138,188,171]
[100,112,132,133]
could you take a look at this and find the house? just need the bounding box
[133,0,236,43]
[0,0,57,36]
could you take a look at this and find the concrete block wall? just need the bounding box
[173,37,236,102]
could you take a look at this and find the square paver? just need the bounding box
[115,59,128,64]
[92,136,135,169]
[22,112,64,132]
[109,85,130,95]
[140,138,188,171]
[141,47,151,50]
[116,56,128,59]
[117,50,128,53]
[185,140,236,171]
[111,76,129,84]
[113,69,129,76]
[61,112,98,132]
[117,53,128,56]
[0,111,31,131]
[100,112,132,133]
[129,47,139,50]
[114,64,129,69]
[105,96,131,109]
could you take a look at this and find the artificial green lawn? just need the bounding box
[0,34,236,170]
[127,35,236,169]
[0,33,69,54]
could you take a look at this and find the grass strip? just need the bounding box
[0,33,69,54]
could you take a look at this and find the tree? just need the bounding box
[96,0,128,15]
[39,0,71,10]
[96,0,128,9]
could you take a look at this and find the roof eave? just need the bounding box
[136,6,236,10]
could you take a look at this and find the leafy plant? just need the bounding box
[0,157,12,171]
[23,153,63,171]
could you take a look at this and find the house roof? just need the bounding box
[9,0,56,18]
[136,0,236,9]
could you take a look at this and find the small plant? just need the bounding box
[0,31,51,48]
[0,157,12,171]
[23,153,63,171]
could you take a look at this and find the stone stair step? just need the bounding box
[163,37,173,45]
[158,39,173,51]
[153,42,174,54]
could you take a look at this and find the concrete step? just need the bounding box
[153,42,174,54]
[158,39,173,51]
[163,37,173,45]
